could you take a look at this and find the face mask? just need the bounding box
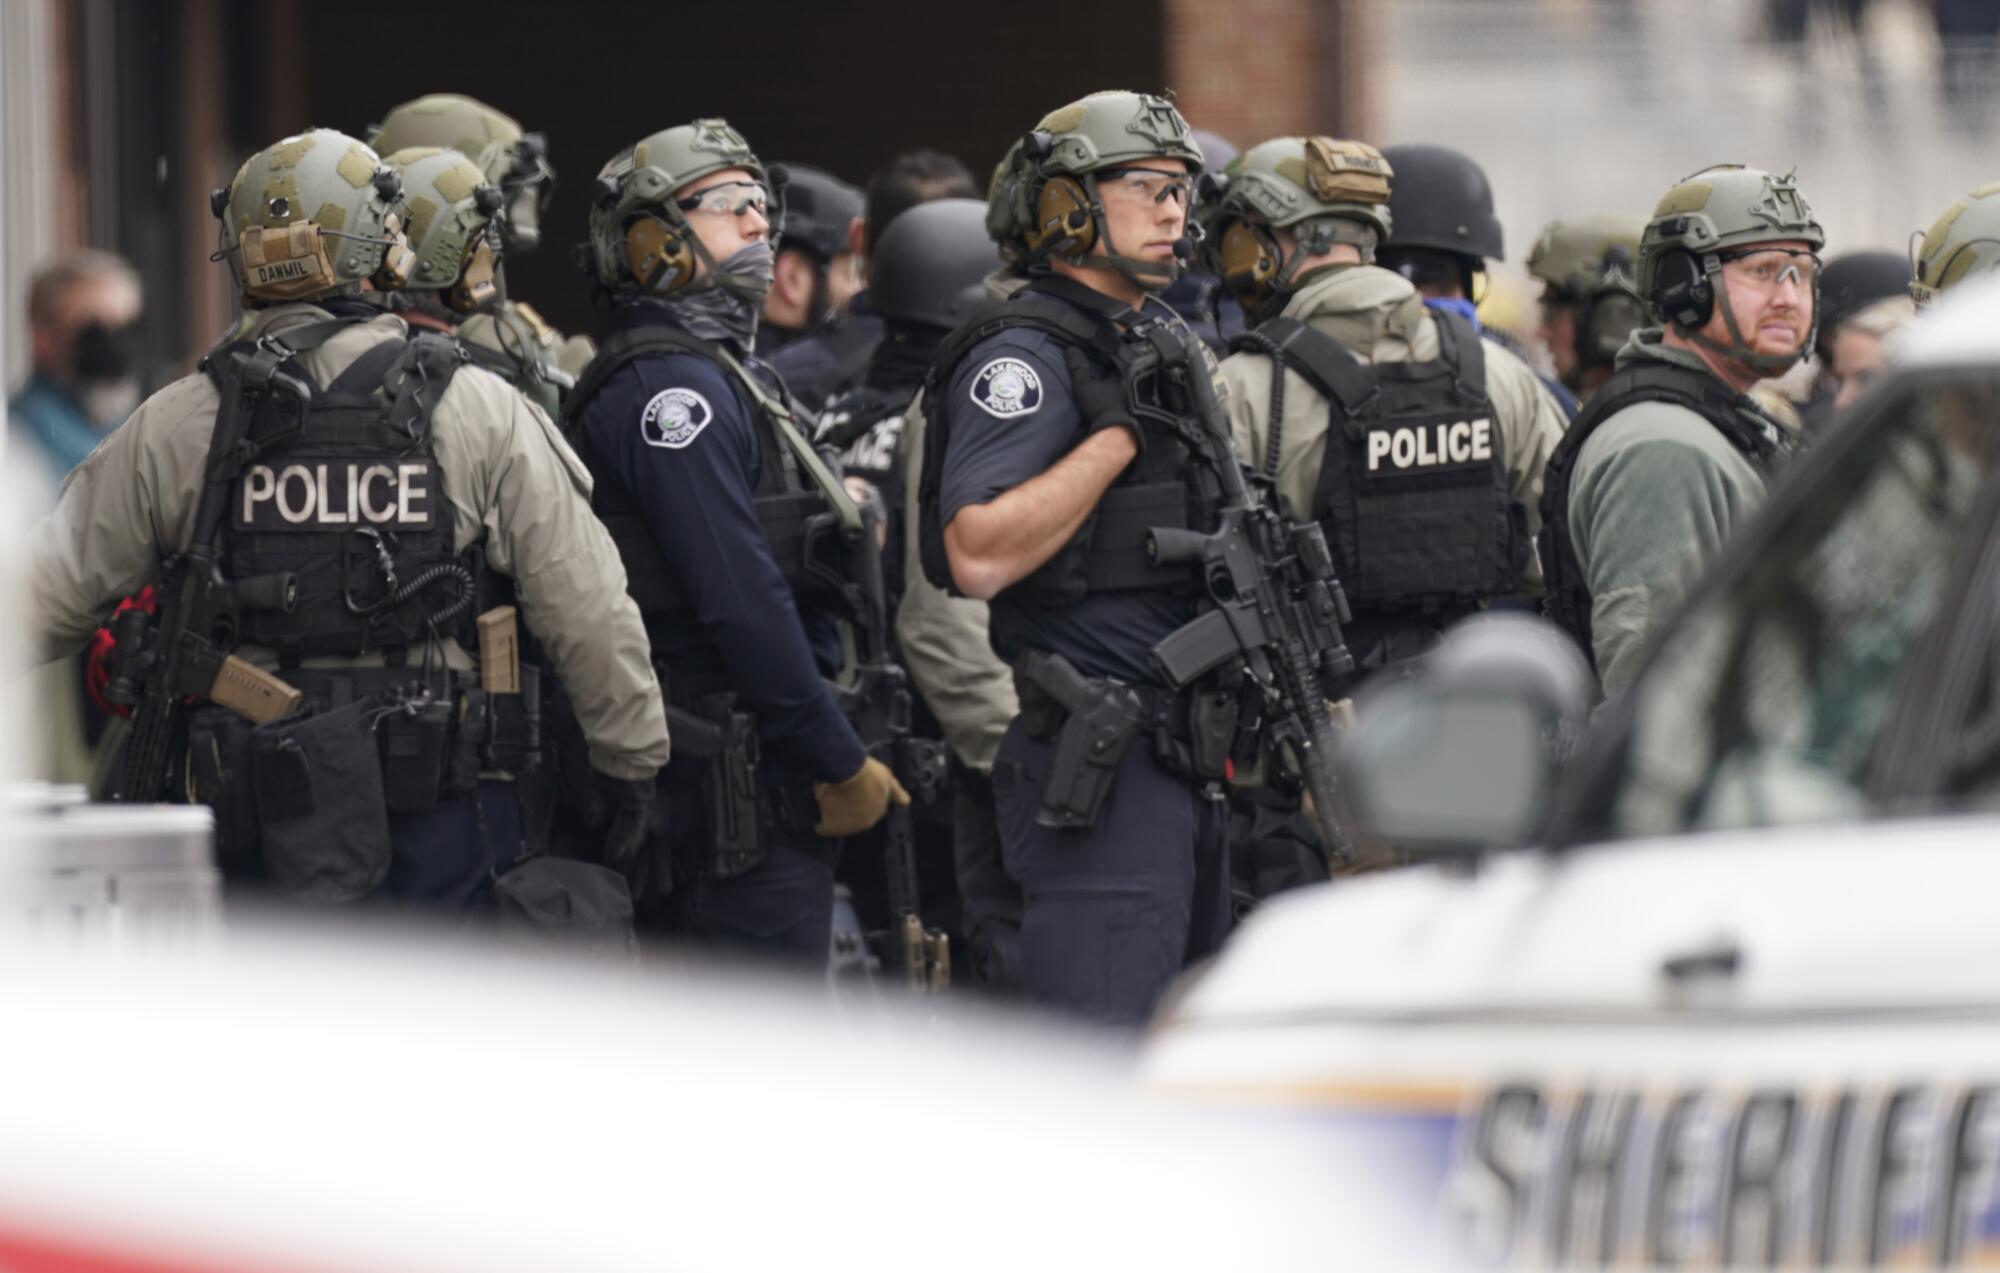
[78,379,141,430]
[72,321,140,381]
[666,241,776,350]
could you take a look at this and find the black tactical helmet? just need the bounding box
[1380,143,1504,263]
[775,163,864,262]
[1815,250,1913,358]
[867,198,1003,331]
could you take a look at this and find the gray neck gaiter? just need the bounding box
[665,241,775,351]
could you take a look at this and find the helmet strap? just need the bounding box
[1688,266,1818,378]
[1072,173,1184,291]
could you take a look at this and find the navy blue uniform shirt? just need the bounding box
[936,304,1195,686]
[763,310,884,413]
[578,306,865,784]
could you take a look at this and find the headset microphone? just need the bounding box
[1171,235,1194,261]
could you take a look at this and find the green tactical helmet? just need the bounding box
[213,128,413,306]
[1912,182,2000,306]
[371,93,554,254]
[1636,164,1824,306]
[381,147,506,313]
[1636,164,1825,374]
[585,118,767,300]
[989,90,1203,287]
[1195,135,1393,311]
[1527,214,1645,298]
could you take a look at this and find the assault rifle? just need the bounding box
[822,501,951,992]
[104,341,309,803]
[1128,322,1362,862]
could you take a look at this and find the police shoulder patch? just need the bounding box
[639,387,714,449]
[969,356,1043,420]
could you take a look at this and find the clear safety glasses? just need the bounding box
[675,180,771,219]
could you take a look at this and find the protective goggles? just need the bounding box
[1718,247,1822,290]
[1096,166,1194,208]
[675,180,771,218]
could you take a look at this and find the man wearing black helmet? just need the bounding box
[759,164,867,356]
[1378,142,1580,418]
[767,153,983,412]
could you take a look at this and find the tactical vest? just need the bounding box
[1538,358,1781,669]
[460,302,572,418]
[817,381,917,488]
[1234,309,1523,616]
[218,320,471,660]
[561,323,857,620]
[916,277,1215,607]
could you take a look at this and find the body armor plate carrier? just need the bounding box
[220,321,475,660]
[1537,358,1779,669]
[1233,309,1524,619]
[916,276,1214,607]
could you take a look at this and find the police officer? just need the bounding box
[1525,215,1648,403]
[923,90,1234,1024]
[1541,165,1822,698]
[566,119,905,964]
[374,147,508,339]
[27,129,668,908]
[1378,142,1580,418]
[770,153,987,413]
[371,93,584,413]
[1204,136,1568,674]
[1912,185,2000,306]
[1812,250,1913,421]
[758,164,866,357]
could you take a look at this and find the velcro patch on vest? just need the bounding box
[234,457,439,531]
[969,357,1043,419]
[1363,418,1494,476]
[640,387,714,449]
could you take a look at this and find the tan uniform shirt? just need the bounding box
[1217,265,1568,591]
[895,387,1018,773]
[28,303,669,780]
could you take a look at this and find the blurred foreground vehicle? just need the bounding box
[1146,275,2000,1268]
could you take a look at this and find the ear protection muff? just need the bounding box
[1215,218,1282,301]
[447,230,501,314]
[373,210,418,291]
[1582,290,1647,364]
[625,213,695,295]
[1028,175,1097,258]
[1652,248,1714,330]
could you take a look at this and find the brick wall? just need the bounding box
[1164,0,1375,154]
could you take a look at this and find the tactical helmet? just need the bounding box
[1380,143,1504,262]
[1195,136,1393,314]
[868,198,1004,330]
[381,147,506,314]
[774,163,864,261]
[585,118,768,302]
[988,90,1204,289]
[371,93,554,254]
[1912,183,2000,307]
[1816,250,1913,355]
[1527,214,1647,378]
[213,129,415,306]
[1637,164,1824,374]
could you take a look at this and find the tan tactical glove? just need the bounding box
[813,756,911,837]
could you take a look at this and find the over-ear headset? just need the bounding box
[1214,218,1282,299]
[624,213,695,294]
[1651,248,1714,330]
[1028,174,1097,259]
[372,209,418,291]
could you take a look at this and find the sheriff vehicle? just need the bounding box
[1144,275,2000,1269]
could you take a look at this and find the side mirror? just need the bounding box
[1336,614,1592,856]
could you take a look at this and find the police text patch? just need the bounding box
[640,388,714,449]
[1364,418,1494,474]
[234,457,437,532]
[969,358,1042,419]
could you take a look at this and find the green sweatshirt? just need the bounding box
[1568,329,1788,697]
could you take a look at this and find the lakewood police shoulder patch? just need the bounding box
[969,357,1043,420]
[640,387,714,449]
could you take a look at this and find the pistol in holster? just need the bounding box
[1016,650,1149,831]
[672,692,767,880]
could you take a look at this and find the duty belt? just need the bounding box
[1007,649,1237,829]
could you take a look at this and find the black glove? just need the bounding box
[1064,347,1141,457]
[585,773,660,899]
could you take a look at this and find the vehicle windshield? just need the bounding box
[1605,373,2000,838]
